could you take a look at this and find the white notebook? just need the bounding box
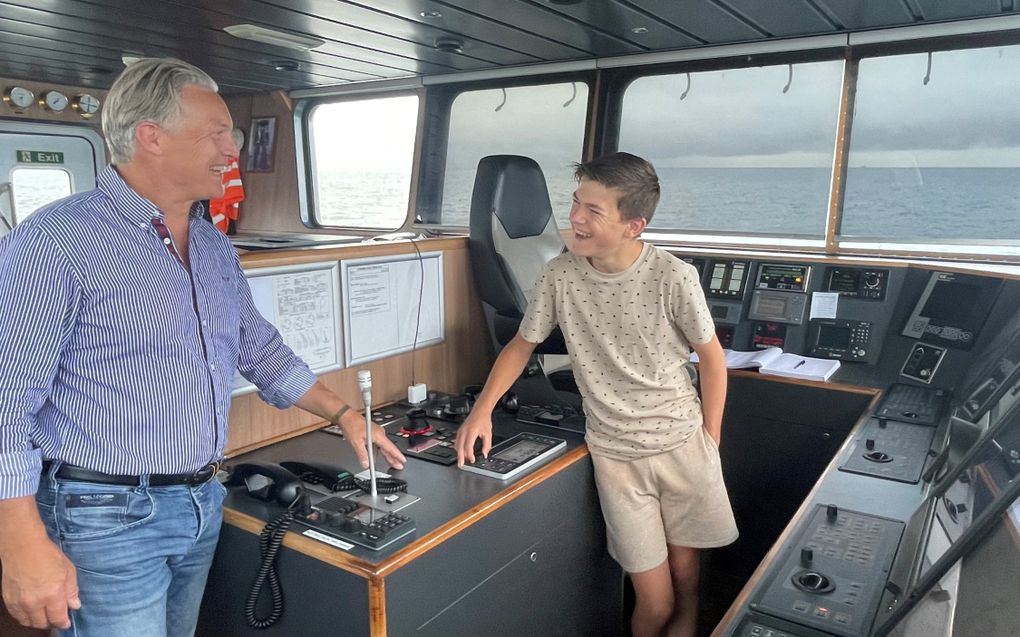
[691,347,841,382]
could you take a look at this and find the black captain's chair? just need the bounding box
[467,155,579,406]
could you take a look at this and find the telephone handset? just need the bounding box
[224,461,311,630]
[226,461,306,508]
[280,459,355,492]
[280,459,408,494]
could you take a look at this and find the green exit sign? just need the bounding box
[17,150,64,164]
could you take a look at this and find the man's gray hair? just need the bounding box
[102,58,219,165]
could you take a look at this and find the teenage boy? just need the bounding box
[455,152,737,637]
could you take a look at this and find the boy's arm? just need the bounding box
[454,333,539,466]
[691,335,727,445]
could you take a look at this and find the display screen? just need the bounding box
[495,440,547,464]
[903,272,1003,351]
[707,260,747,298]
[756,263,810,291]
[827,268,860,293]
[817,324,852,349]
[755,295,787,317]
[921,281,982,326]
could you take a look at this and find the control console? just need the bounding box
[807,319,873,362]
[839,418,936,484]
[299,495,415,550]
[751,504,903,637]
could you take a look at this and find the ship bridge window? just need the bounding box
[11,167,72,224]
[306,94,419,229]
[841,45,1020,257]
[617,60,843,244]
[436,81,589,227]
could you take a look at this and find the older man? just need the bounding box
[0,58,404,637]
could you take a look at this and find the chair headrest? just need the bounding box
[469,155,555,239]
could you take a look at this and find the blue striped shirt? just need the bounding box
[0,167,317,498]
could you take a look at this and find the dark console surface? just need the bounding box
[226,407,588,564]
[752,505,904,637]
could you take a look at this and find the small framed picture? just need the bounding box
[246,116,277,172]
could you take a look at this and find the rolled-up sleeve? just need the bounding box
[233,259,317,408]
[0,227,80,498]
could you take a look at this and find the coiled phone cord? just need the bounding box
[330,470,408,495]
[244,506,296,629]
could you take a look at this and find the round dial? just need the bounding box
[41,90,69,113]
[71,93,101,119]
[3,86,35,110]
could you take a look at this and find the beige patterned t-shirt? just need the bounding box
[519,243,715,460]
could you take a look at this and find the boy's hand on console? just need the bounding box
[455,414,492,467]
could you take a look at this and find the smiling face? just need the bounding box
[568,177,647,272]
[158,85,239,201]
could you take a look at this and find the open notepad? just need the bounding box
[690,347,841,382]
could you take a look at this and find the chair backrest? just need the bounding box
[468,155,565,346]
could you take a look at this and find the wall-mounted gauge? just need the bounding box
[72,93,101,119]
[3,86,35,111]
[40,90,69,113]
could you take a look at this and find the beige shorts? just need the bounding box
[591,427,739,573]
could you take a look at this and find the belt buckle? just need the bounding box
[190,461,219,486]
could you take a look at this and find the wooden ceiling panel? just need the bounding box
[628,0,767,43]
[718,0,838,36]
[913,0,1006,21]
[532,0,704,49]
[0,0,1016,94]
[437,0,646,56]
[815,0,917,29]
[338,0,592,60]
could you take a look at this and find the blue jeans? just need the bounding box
[36,464,225,637]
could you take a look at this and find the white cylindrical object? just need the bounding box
[357,370,377,497]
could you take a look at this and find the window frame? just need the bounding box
[414,71,597,230]
[594,33,1020,264]
[295,88,425,233]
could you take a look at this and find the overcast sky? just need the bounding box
[310,43,1020,172]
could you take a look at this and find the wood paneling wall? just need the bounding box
[225,237,494,455]
[225,92,309,235]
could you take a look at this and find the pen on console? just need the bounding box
[794,360,806,368]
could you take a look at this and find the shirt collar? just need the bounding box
[97,166,207,226]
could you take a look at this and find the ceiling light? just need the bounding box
[272,60,301,72]
[122,55,143,66]
[419,10,442,18]
[224,24,325,51]
[435,37,464,53]
[631,27,649,34]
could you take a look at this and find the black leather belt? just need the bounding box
[41,461,221,487]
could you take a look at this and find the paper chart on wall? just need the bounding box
[233,262,343,395]
[342,251,444,366]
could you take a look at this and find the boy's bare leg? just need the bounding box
[629,560,674,637]
[665,545,701,637]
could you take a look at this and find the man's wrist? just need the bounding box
[330,404,351,425]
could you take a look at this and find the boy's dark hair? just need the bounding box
[573,152,661,223]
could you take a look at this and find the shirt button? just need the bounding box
[210,364,216,371]
[202,320,208,326]
[163,237,172,245]
[138,223,146,229]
